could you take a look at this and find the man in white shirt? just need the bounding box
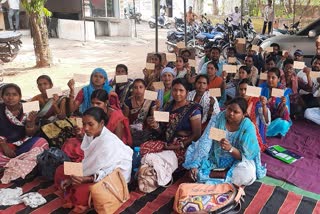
[159,5,166,25]
[0,0,20,30]
[229,6,241,30]
[262,0,274,35]
[297,56,320,108]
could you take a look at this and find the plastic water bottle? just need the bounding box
[131,147,141,180]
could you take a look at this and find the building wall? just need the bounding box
[45,0,81,14]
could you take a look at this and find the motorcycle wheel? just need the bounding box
[0,42,20,63]
[167,44,175,53]
[148,22,155,29]
[196,49,205,58]
[187,40,205,58]
[221,44,230,59]
[246,31,256,43]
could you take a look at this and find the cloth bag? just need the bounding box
[37,147,70,180]
[173,183,245,214]
[89,168,130,214]
[138,151,178,193]
[137,164,158,193]
[41,117,76,148]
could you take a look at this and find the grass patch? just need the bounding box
[206,16,264,32]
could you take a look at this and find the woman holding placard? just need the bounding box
[187,74,220,130]
[174,56,196,89]
[260,67,292,137]
[0,84,49,167]
[111,64,133,109]
[123,79,157,146]
[143,78,202,165]
[31,75,67,123]
[68,68,112,114]
[156,67,176,110]
[183,97,266,186]
[55,107,132,213]
[238,79,270,150]
[226,65,251,99]
[207,61,226,107]
[62,89,132,162]
[174,56,188,79]
[281,59,307,119]
[143,53,164,89]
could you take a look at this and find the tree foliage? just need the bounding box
[21,0,51,17]
[246,0,319,18]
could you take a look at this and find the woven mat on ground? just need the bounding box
[262,120,320,194]
[1,172,319,214]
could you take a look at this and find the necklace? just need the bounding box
[134,97,144,108]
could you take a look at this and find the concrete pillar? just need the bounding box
[57,19,95,41]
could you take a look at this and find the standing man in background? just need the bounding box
[0,0,20,31]
[229,6,241,31]
[186,6,198,25]
[262,0,274,35]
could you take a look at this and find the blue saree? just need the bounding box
[183,111,266,184]
[259,82,292,137]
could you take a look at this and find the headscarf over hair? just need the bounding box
[161,67,176,78]
[81,68,112,113]
[108,91,121,110]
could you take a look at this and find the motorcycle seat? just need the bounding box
[175,31,185,35]
[0,32,22,42]
[201,32,216,39]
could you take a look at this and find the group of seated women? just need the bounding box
[1,45,319,213]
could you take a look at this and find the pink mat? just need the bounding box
[262,120,320,194]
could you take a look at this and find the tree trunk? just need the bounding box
[287,0,293,14]
[281,0,289,15]
[212,0,219,15]
[29,13,51,68]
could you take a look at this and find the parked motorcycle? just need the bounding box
[241,17,256,42]
[166,30,193,53]
[148,16,171,29]
[0,32,22,63]
[124,7,142,24]
[166,24,200,53]
[174,17,184,31]
[274,17,301,35]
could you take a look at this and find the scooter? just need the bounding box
[174,17,184,31]
[0,31,22,63]
[124,7,142,24]
[148,16,171,29]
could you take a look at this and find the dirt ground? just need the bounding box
[0,22,170,99]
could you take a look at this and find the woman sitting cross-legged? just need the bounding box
[183,97,266,186]
[142,78,202,165]
[259,67,292,137]
[238,78,270,150]
[54,107,133,213]
[62,89,132,162]
[0,83,49,168]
